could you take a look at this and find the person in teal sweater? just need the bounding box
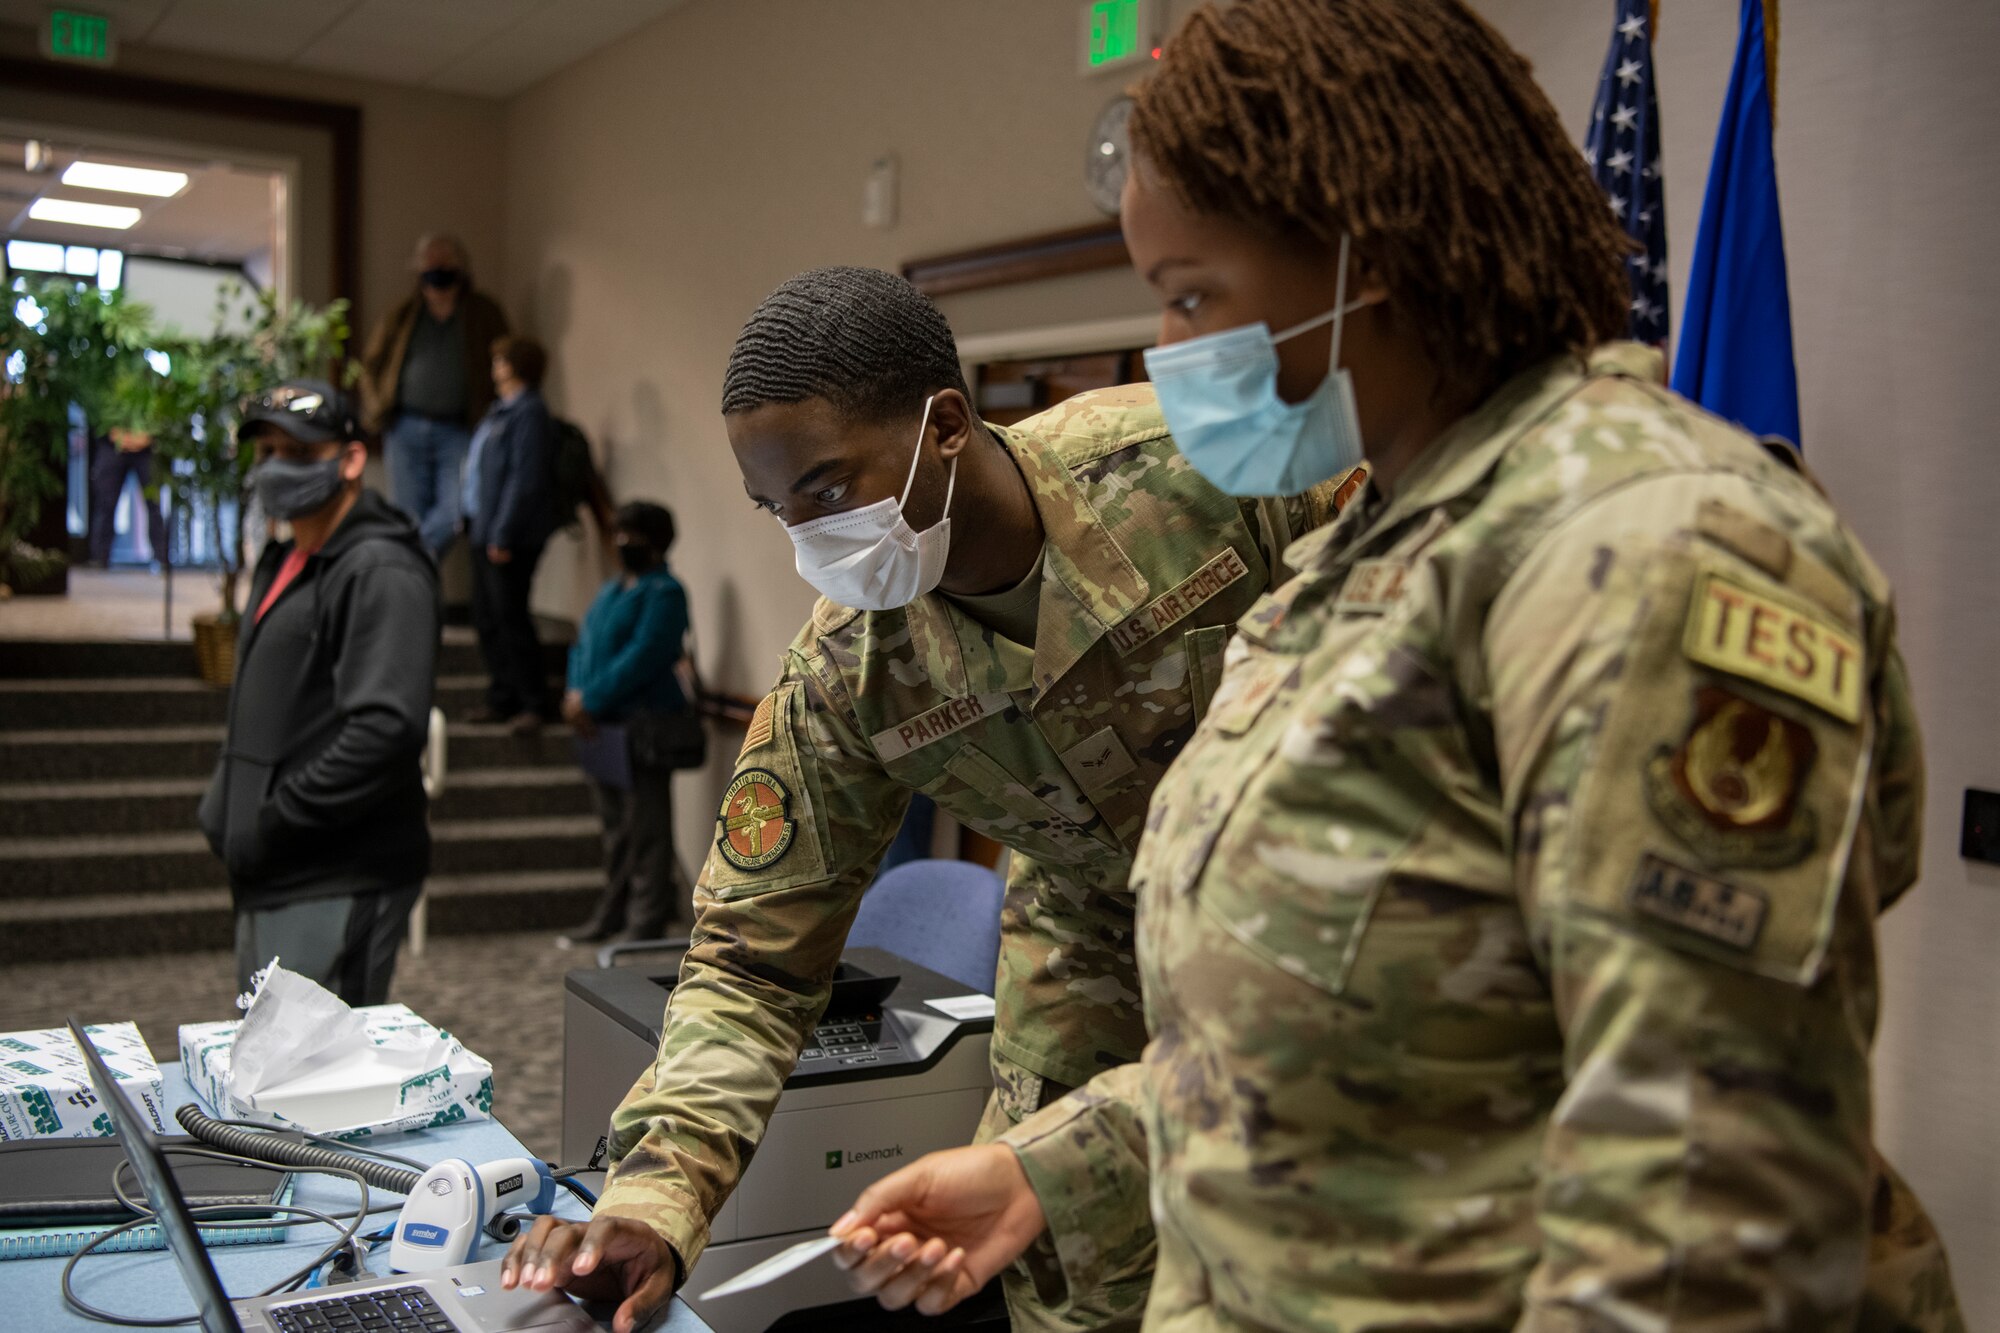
[560,501,693,944]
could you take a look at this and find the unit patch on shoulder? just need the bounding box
[716,768,796,872]
[1644,687,1818,868]
[1683,571,1863,722]
[1627,852,1769,951]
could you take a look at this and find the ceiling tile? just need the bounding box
[290,0,542,87]
[141,0,361,65]
[426,0,690,98]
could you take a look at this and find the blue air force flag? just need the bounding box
[1672,0,1801,448]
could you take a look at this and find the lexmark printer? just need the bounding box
[563,947,1004,1331]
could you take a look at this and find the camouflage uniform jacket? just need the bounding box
[1004,346,1963,1330]
[595,384,1336,1276]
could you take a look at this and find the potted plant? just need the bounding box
[130,282,350,683]
[0,275,151,595]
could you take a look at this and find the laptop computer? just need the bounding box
[65,1017,597,1333]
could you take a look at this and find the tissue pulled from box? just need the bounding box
[180,967,493,1137]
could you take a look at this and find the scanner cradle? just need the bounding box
[562,946,1000,1331]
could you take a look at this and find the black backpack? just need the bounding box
[550,417,598,532]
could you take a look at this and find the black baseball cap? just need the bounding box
[236,379,358,447]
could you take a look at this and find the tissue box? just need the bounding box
[179,1004,494,1138]
[0,1022,168,1141]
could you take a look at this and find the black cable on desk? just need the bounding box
[61,1146,371,1328]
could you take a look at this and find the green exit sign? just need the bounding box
[1080,0,1153,75]
[44,9,114,65]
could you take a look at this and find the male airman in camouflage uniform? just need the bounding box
[502,267,1342,1332]
[990,345,1962,1330]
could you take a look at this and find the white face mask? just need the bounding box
[785,394,956,611]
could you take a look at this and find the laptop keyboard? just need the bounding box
[269,1285,455,1332]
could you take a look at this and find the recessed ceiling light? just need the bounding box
[61,161,188,197]
[29,197,143,229]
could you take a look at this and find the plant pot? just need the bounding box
[192,612,239,688]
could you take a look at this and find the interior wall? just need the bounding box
[0,24,507,335]
[501,0,1201,685]
[1469,0,2000,1321]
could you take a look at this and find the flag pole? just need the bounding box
[1763,0,1779,125]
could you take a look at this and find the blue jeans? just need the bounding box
[384,413,471,556]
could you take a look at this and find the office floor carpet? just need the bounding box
[1,930,620,1162]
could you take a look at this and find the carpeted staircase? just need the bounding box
[0,629,603,961]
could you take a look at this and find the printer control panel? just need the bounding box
[797,1011,899,1069]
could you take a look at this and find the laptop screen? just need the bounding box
[66,1018,245,1333]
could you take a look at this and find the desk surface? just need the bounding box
[0,1065,713,1333]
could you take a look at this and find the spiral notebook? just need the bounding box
[0,1186,295,1260]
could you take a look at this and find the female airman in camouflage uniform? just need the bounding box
[831,3,1963,1330]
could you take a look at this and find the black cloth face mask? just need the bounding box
[253,456,345,521]
[617,543,656,574]
[420,267,463,291]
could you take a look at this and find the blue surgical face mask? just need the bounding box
[1145,234,1374,497]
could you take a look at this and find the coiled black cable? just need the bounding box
[174,1104,421,1195]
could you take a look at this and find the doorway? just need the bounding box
[4,131,286,576]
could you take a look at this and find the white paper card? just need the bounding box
[699,1235,845,1299]
[925,994,997,1021]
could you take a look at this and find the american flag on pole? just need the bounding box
[1585,0,1668,345]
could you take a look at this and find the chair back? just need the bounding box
[848,858,1004,995]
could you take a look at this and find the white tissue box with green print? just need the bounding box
[180,1001,494,1139]
[0,1022,168,1141]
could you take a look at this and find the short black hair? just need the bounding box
[616,500,676,551]
[491,335,548,388]
[721,266,968,423]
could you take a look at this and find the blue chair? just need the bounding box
[848,858,1004,995]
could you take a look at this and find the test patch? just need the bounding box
[1107,548,1249,654]
[1683,571,1863,722]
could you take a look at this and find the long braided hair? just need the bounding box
[1130,0,1630,403]
[722,266,969,424]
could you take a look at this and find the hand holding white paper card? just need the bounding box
[699,1235,845,1299]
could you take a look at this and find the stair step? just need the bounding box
[0,815,604,899]
[0,624,573,682]
[0,870,603,962]
[0,766,595,837]
[0,721,583,781]
[0,675,494,729]
[0,639,197,679]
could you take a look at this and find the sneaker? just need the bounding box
[506,711,543,737]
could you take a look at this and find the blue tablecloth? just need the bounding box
[0,1064,712,1331]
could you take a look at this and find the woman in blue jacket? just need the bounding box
[560,501,693,944]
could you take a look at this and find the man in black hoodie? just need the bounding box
[198,380,441,1005]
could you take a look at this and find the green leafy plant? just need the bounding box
[0,276,152,588]
[124,281,351,618]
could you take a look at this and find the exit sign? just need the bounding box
[1079,0,1155,76]
[44,9,114,65]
